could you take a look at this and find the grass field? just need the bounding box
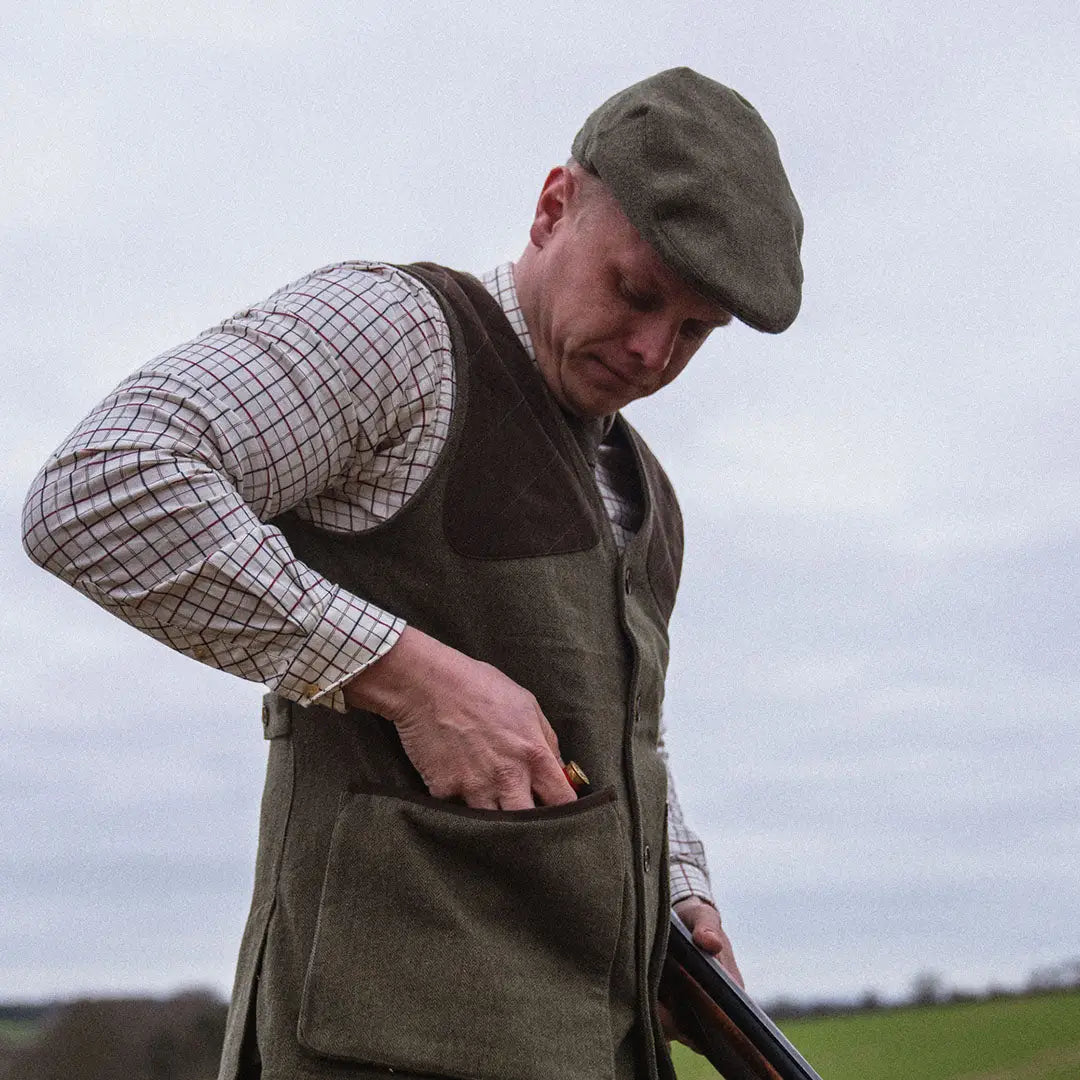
[3,990,1078,1078]
[672,989,1080,1080]
[0,1019,38,1047]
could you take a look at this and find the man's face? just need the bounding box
[523,168,731,419]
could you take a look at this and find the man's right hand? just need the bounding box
[343,626,576,811]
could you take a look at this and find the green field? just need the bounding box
[3,991,1079,1079]
[672,990,1080,1080]
[0,1019,38,1046]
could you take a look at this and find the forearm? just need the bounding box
[20,263,453,710]
[22,438,405,709]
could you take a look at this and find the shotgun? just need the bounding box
[662,912,825,1080]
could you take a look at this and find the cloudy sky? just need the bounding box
[3,1,1078,1007]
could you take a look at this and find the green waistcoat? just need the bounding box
[218,264,684,1080]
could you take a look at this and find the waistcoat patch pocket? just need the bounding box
[297,787,626,1080]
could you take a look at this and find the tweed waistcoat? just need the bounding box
[218,264,683,1080]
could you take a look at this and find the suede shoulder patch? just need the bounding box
[404,263,602,560]
[444,332,601,559]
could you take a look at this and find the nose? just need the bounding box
[625,317,679,373]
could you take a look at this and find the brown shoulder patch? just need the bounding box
[444,344,601,559]
[406,264,601,560]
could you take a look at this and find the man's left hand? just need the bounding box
[660,897,745,1052]
[673,896,743,989]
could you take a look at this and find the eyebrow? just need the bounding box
[621,265,733,327]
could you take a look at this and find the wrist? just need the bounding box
[343,625,426,718]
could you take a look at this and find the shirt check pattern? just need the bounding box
[22,261,712,904]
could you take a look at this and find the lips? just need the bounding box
[586,353,640,390]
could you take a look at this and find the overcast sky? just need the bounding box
[3,1,1078,1007]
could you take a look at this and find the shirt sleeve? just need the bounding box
[20,262,454,712]
[659,721,716,906]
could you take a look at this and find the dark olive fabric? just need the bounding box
[572,66,803,334]
[218,264,684,1080]
[300,787,625,1077]
[440,274,601,558]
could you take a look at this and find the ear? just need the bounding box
[528,166,575,249]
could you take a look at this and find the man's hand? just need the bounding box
[343,626,576,810]
[660,898,744,1051]
[673,896,743,988]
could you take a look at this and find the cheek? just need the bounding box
[552,310,598,355]
[562,306,621,353]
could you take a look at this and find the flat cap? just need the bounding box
[572,67,803,333]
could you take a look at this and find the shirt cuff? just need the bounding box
[669,858,715,907]
[273,585,406,713]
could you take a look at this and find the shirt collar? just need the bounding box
[482,263,535,362]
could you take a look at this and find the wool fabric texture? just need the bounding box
[572,66,803,333]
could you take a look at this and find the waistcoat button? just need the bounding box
[643,844,652,873]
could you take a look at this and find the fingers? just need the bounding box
[674,897,721,951]
[497,788,535,811]
[527,743,577,807]
[489,762,534,811]
[717,940,745,989]
[526,711,576,806]
[657,1000,703,1054]
[352,627,579,811]
[490,745,576,810]
[674,897,746,989]
[448,739,571,811]
[539,713,562,758]
[692,912,724,954]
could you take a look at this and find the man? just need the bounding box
[22,68,802,1080]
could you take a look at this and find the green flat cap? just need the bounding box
[572,67,804,333]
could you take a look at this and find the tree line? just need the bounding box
[766,957,1080,1019]
[0,991,225,1080]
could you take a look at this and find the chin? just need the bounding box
[549,359,628,418]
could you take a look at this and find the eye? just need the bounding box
[679,320,712,340]
[618,278,657,312]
